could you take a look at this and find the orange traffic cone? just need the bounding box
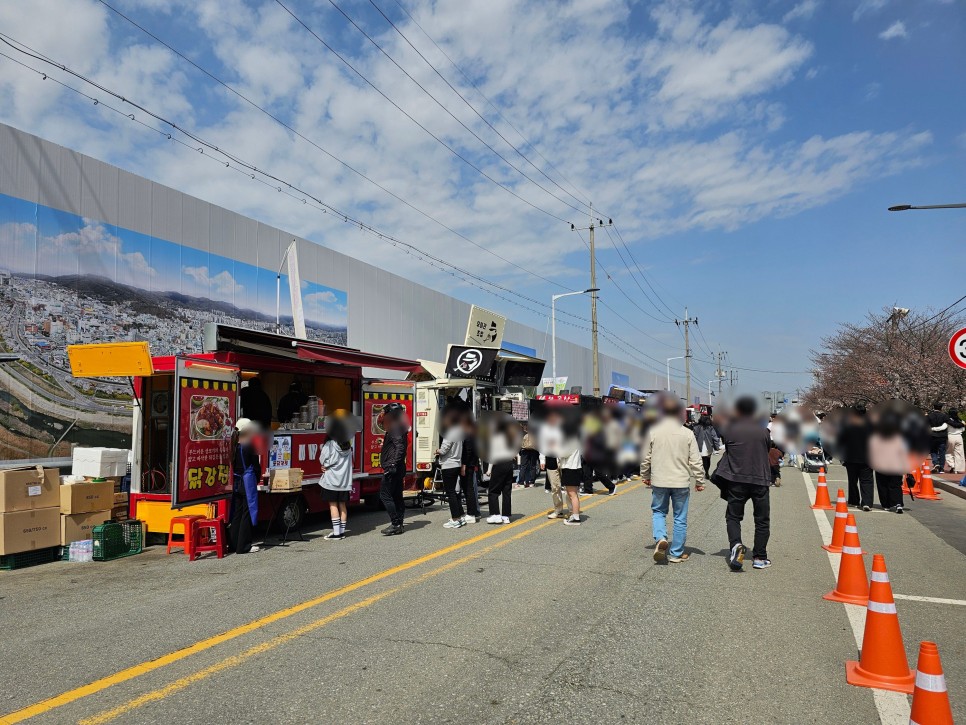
[846,555,915,694]
[917,467,942,501]
[812,467,833,510]
[824,514,868,605]
[823,490,849,553]
[909,641,954,725]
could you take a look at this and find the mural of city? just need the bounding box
[0,192,348,461]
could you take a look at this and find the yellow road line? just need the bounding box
[1,484,641,725]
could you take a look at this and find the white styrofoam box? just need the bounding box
[71,448,130,478]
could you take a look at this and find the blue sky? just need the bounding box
[0,0,963,394]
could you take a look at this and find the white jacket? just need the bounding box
[640,418,703,488]
[319,440,353,491]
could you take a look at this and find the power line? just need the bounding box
[610,223,680,318]
[600,226,675,323]
[93,0,573,292]
[274,0,576,226]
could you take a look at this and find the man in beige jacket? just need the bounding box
[641,396,705,563]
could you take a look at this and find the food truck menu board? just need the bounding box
[362,388,415,475]
[171,357,239,508]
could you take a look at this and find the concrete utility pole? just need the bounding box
[571,207,612,398]
[675,308,698,406]
[716,348,726,396]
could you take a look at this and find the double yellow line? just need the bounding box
[1,484,641,725]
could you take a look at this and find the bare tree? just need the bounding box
[806,307,966,411]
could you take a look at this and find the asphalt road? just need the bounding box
[1,465,963,724]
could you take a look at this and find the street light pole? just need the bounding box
[275,241,296,335]
[552,289,599,388]
[666,356,684,392]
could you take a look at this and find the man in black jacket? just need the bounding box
[838,405,874,510]
[379,403,409,535]
[713,396,773,571]
[926,403,949,473]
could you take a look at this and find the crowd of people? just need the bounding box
[224,391,965,569]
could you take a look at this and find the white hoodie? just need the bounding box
[319,440,353,491]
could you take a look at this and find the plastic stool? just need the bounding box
[190,518,225,561]
[167,515,204,556]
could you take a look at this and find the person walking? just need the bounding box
[869,408,909,514]
[945,410,964,474]
[379,403,409,536]
[926,403,949,473]
[437,412,467,529]
[713,396,773,571]
[692,414,720,480]
[641,396,704,564]
[538,409,569,519]
[838,404,874,510]
[517,423,540,488]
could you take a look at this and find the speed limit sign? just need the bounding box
[949,328,966,369]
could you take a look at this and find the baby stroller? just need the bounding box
[800,440,832,473]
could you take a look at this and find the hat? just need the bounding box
[235,418,259,435]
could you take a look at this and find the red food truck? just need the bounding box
[123,324,422,536]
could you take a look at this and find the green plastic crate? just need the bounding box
[92,519,142,562]
[0,546,61,570]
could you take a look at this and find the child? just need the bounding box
[768,441,783,487]
[319,410,359,540]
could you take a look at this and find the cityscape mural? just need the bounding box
[0,192,347,461]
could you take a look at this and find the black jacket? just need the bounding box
[713,419,772,487]
[837,421,871,465]
[381,424,408,473]
[926,410,949,439]
[461,435,479,468]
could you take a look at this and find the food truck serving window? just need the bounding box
[171,356,239,508]
[501,361,545,387]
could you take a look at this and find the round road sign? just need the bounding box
[949,327,966,369]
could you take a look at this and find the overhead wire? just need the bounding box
[93,0,574,292]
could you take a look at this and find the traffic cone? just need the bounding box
[909,641,954,725]
[917,467,942,501]
[823,490,849,553]
[845,555,915,694]
[811,467,833,510]
[823,514,868,605]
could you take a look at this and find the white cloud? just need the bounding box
[183,266,243,296]
[854,0,889,21]
[784,1,820,22]
[305,290,337,305]
[879,20,908,39]
[864,82,882,100]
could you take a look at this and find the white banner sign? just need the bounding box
[286,241,307,340]
[464,305,506,349]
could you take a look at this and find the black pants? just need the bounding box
[380,469,405,527]
[875,472,903,509]
[229,490,253,554]
[845,463,874,508]
[460,468,481,517]
[724,482,771,559]
[441,467,464,520]
[487,461,514,517]
[518,449,539,486]
[702,456,711,478]
[581,461,615,494]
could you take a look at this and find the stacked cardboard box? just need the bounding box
[60,479,114,546]
[0,467,61,555]
[269,468,304,492]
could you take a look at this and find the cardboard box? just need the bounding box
[60,480,114,514]
[0,507,60,555]
[110,504,129,521]
[0,467,60,513]
[61,511,108,546]
[269,468,303,492]
[113,492,129,505]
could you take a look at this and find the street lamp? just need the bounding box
[551,289,599,385]
[888,203,966,211]
[666,356,684,392]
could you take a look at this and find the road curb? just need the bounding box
[933,478,966,501]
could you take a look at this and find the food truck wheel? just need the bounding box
[281,496,307,530]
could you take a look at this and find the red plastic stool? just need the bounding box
[190,518,225,561]
[167,515,204,556]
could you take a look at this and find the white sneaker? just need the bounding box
[248,545,261,553]
[547,510,564,519]
[501,515,510,524]
[486,514,502,524]
[462,515,479,524]
[563,515,581,526]
[443,518,465,529]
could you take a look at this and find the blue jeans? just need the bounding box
[651,487,691,558]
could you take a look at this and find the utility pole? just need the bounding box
[675,308,698,406]
[716,348,727,396]
[571,208,612,398]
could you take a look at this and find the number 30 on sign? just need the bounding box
[949,327,966,370]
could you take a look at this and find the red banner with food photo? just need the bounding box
[362,391,414,475]
[172,357,239,507]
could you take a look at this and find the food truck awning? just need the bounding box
[203,323,423,373]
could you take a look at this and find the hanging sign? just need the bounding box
[464,305,506,349]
